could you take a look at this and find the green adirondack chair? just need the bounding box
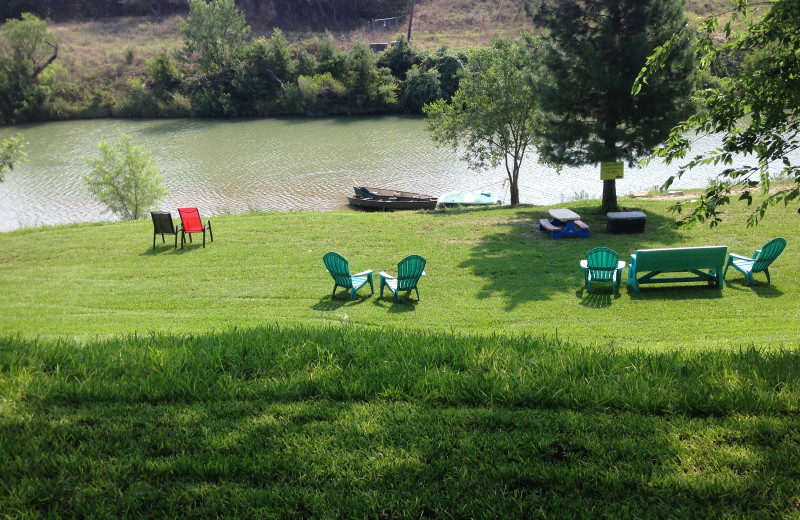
[580,247,626,294]
[723,237,787,286]
[323,252,374,301]
[379,254,427,301]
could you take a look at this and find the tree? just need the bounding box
[177,0,251,116]
[528,0,696,211]
[635,0,800,226]
[0,13,59,123]
[315,33,348,80]
[178,0,250,73]
[376,35,420,81]
[424,38,542,206]
[400,65,441,113]
[84,133,167,220]
[346,40,397,111]
[0,12,59,76]
[0,133,26,182]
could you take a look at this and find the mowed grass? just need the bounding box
[2,198,800,517]
[0,198,798,349]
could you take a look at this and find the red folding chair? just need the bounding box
[178,207,213,249]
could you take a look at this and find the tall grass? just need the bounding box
[3,325,800,415]
[2,325,800,518]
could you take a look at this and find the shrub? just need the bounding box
[400,65,441,113]
[84,132,167,220]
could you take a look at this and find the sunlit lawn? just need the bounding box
[1,198,797,349]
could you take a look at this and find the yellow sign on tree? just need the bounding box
[600,161,624,180]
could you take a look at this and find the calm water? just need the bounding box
[0,116,775,231]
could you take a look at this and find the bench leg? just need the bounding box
[627,267,640,292]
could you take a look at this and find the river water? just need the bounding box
[0,116,772,232]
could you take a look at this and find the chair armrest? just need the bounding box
[421,271,426,276]
[753,249,761,259]
[728,253,754,261]
[378,271,395,280]
[579,259,588,269]
[353,270,373,277]
[616,260,626,270]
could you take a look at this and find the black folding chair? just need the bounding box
[151,211,181,249]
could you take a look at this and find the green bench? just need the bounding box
[627,245,728,292]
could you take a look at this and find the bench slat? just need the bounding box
[539,218,560,232]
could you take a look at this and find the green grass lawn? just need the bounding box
[1,199,797,348]
[2,198,800,518]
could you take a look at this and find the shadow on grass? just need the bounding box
[311,293,373,310]
[5,387,800,517]
[455,207,685,309]
[724,278,785,298]
[577,289,617,308]
[142,242,211,256]
[143,244,182,255]
[371,296,420,313]
[625,285,725,300]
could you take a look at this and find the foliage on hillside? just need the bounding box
[0,0,761,124]
[0,3,465,122]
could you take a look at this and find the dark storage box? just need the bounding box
[607,211,646,234]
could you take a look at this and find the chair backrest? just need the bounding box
[586,247,619,281]
[323,252,353,287]
[151,211,176,234]
[753,237,787,271]
[396,254,426,290]
[178,207,203,233]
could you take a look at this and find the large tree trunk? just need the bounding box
[600,2,621,214]
[507,157,521,206]
[602,179,617,212]
[509,180,520,206]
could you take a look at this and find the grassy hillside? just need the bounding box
[34,0,738,120]
[2,197,800,517]
[1,198,797,348]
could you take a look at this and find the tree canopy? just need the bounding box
[424,38,542,206]
[528,0,696,211]
[635,0,800,226]
[0,13,59,123]
[179,0,250,73]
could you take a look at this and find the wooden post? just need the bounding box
[407,0,415,41]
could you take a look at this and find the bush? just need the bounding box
[376,35,422,81]
[400,65,441,113]
[146,52,182,98]
[84,132,167,220]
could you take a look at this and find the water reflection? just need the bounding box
[0,116,782,231]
